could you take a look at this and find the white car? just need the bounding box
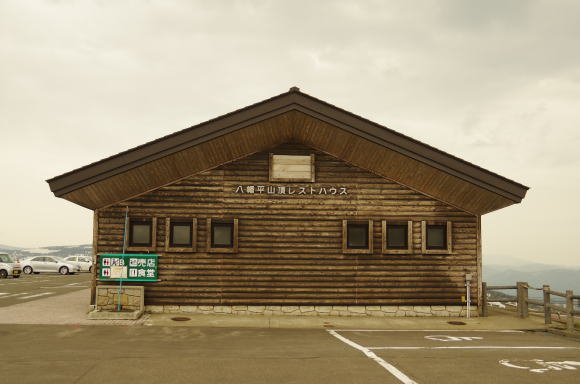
[64,256,93,272]
[21,256,81,275]
[0,253,21,278]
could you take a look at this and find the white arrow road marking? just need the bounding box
[18,292,55,299]
[328,330,417,384]
[500,359,580,373]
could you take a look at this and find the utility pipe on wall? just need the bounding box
[465,273,472,319]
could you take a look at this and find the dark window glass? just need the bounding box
[387,224,408,249]
[171,222,192,246]
[347,223,368,249]
[130,220,152,246]
[212,222,233,248]
[426,224,447,250]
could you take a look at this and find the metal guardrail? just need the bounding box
[482,281,578,332]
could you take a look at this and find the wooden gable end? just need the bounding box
[61,110,517,215]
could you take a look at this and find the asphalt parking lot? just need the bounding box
[0,272,90,307]
[0,275,577,383]
[0,325,578,384]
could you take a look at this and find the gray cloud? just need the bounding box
[1,0,579,266]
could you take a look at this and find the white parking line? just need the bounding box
[0,292,29,299]
[328,330,417,384]
[18,292,55,299]
[368,346,580,350]
[39,285,88,289]
[0,293,10,296]
[332,329,523,333]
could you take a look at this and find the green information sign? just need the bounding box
[99,254,158,282]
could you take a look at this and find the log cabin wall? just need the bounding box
[96,143,479,307]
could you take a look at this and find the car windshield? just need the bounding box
[0,254,15,263]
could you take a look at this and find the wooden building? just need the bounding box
[47,87,528,317]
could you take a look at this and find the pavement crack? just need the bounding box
[72,362,97,384]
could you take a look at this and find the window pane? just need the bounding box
[212,223,233,247]
[172,224,191,246]
[348,223,368,249]
[427,225,446,249]
[387,224,407,249]
[132,224,151,245]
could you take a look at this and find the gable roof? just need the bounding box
[46,87,528,214]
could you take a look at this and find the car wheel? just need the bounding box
[0,270,7,279]
[23,266,33,274]
[59,266,69,275]
[89,266,92,273]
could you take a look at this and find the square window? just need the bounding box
[212,222,233,248]
[426,224,446,249]
[347,223,368,249]
[130,220,152,246]
[207,218,238,252]
[387,224,408,250]
[421,221,452,254]
[171,222,192,247]
[165,218,196,252]
[342,220,373,254]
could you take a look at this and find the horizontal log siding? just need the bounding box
[97,143,478,306]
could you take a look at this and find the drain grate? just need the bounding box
[447,321,466,325]
[171,317,191,322]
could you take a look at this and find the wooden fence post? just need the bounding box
[543,285,551,325]
[481,282,488,317]
[517,282,528,318]
[565,290,574,332]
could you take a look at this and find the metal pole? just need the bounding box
[465,274,472,319]
[118,207,129,312]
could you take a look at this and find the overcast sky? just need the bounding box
[1,0,579,266]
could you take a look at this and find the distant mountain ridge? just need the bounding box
[484,263,580,294]
[0,244,92,258]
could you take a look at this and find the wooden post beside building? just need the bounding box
[481,282,488,317]
[517,282,529,318]
[543,284,552,325]
[565,290,575,332]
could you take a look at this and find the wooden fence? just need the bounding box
[482,282,579,332]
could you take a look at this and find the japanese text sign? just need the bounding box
[99,254,158,282]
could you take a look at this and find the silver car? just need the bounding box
[21,256,81,275]
[0,253,22,278]
[64,256,93,272]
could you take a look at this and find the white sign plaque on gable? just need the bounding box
[270,154,315,182]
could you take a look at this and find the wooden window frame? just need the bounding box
[206,218,238,253]
[269,153,315,182]
[164,218,197,253]
[382,220,413,254]
[421,221,452,254]
[126,217,157,252]
[342,219,373,254]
